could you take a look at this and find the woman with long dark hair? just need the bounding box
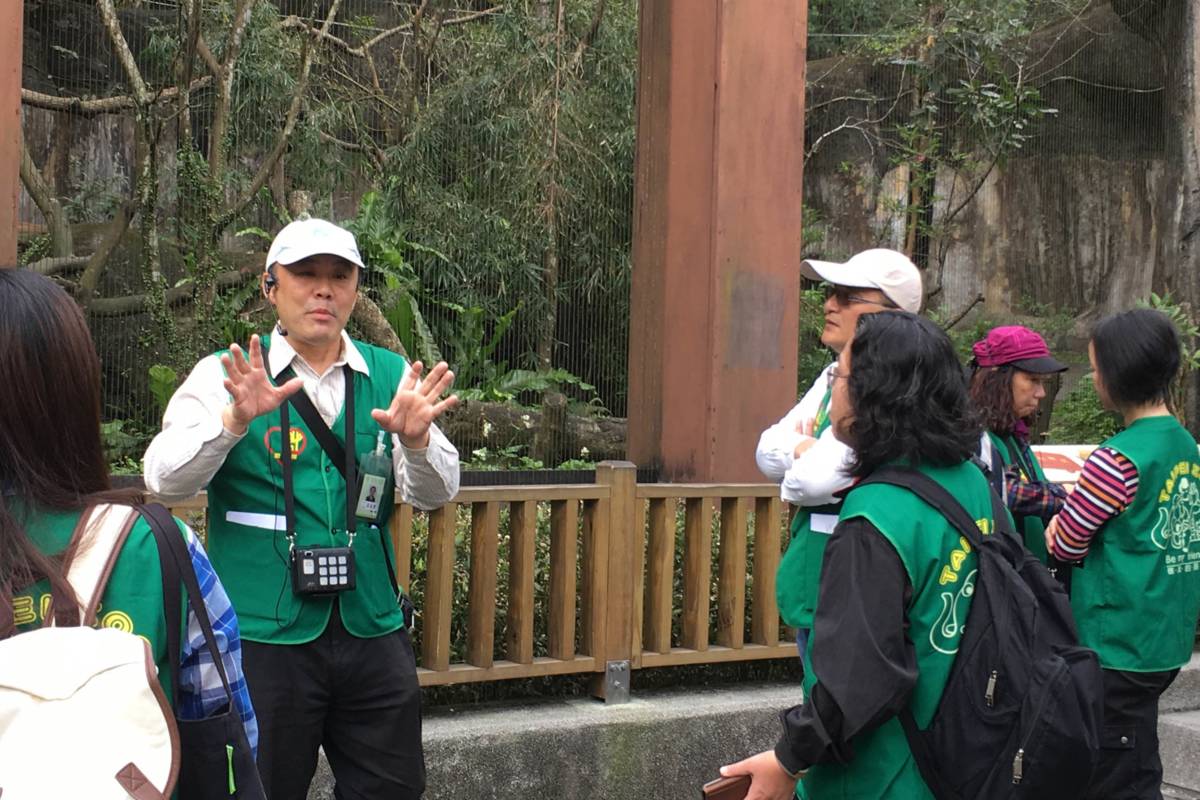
[722,311,995,798]
[1047,309,1200,799]
[968,325,1069,562]
[0,269,258,752]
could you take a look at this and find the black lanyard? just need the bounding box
[1007,435,1040,483]
[264,339,358,543]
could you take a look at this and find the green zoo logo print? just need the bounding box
[930,525,987,655]
[932,569,976,655]
[1152,461,1200,575]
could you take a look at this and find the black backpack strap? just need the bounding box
[859,466,988,550]
[854,464,1002,800]
[143,503,233,707]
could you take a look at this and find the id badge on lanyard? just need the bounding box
[355,431,393,523]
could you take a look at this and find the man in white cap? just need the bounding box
[756,248,922,662]
[145,218,460,799]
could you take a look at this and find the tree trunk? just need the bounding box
[441,401,626,463]
[351,293,410,358]
[1132,0,1200,430]
[19,133,73,258]
[1169,0,1200,431]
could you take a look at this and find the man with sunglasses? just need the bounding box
[756,248,922,661]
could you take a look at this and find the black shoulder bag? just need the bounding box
[143,502,266,800]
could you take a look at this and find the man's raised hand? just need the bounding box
[371,361,459,449]
[219,334,304,435]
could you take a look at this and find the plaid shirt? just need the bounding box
[1004,462,1069,522]
[177,529,259,755]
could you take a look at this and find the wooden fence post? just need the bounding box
[591,460,639,701]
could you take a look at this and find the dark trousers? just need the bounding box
[1083,667,1179,800]
[242,607,425,800]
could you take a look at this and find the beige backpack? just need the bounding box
[0,504,180,799]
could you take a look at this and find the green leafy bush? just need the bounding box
[148,365,178,417]
[1138,292,1200,429]
[1045,376,1119,444]
[101,419,151,475]
[797,287,831,393]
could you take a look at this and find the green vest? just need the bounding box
[799,462,994,800]
[776,388,840,629]
[1071,415,1200,672]
[14,506,184,703]
[205,335,407,645]
[987,431,1050,562]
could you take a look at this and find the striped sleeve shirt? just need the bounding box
[1050,447,1139,561]
[177,528,259,756]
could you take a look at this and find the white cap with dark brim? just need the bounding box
[800,248,923,313]
[265,218,365,271]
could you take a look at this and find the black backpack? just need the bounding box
[859,466,1103,800]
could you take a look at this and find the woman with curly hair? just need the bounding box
[968,325,1069,562]
[722,311,999,799]
[1046,309,1200,799]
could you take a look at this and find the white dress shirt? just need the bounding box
[144,331,460,511]
[755,362,855,506]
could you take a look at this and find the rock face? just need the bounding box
[937,156,1163,318]
[801,3,1166,323]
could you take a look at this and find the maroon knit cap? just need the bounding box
[972,326,1067,373]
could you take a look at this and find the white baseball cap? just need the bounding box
[265,218,365,271]
[800,248,923,312]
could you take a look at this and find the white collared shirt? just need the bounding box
[754,362,855,506]
[143,331,460,510]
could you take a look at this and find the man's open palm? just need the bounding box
[372,361,459,448]
[220,335,303,434]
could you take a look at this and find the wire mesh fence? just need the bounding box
[17,0,1170,470]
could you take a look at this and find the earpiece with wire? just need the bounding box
[263,266,288,336]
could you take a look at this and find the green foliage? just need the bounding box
[147,365,178,417]
[809,0,1084,268]
[18,235,51,266]
[210,279,264,348]
[439,300,598,405]
[101,419,150,475]
[801,205,830,253]
[384,1,637,406]
[1138,292,1200,427]
[939,313,998,363]
[346,192,445,365]
[457,368,596,405]
[62,158,124,223]
[797,286,831,393]
[467,445,545,471]
[1046,376,1119,444]
[555,457,597,470]
[1014,295,1076,343]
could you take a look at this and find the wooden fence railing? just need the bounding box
[163,461,797,699]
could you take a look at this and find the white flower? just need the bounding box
[580,446,590,457]
[521,414,532,429]
[482,420,493,439]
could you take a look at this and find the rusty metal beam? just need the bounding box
[627,0,808,482]
[0,1,23,267]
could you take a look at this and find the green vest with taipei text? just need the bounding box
[13,506,185,704]
[776,387,840,630]
[205,335,406,645]
[799,461,994,800]
[987,431,1050,562]
[1071,416,1200,672]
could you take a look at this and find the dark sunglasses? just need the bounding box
[823,284,897,309]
